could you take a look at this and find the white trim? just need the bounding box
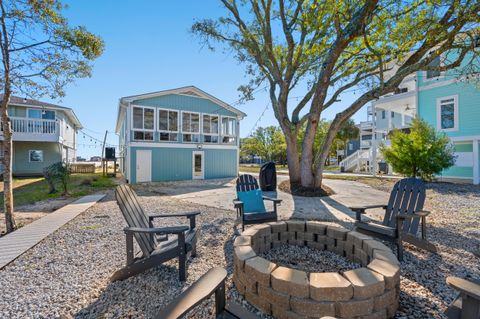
[128,142,238,150]
[136,149,152,183]
[157,107,179,133]
[437,175,472,180]
[181,111,201,134]
[418,78,458,91]
[192,151,204,180]
[202,113,220,135]
[473,140,479,185]
[450,135,480,142]
[131,105,156,131]
[27,108,56,120]
[221,115,236,137]
[436,95,459,132]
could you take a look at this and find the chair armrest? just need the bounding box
[263,196,282,204]
[149,211,201,220]
[349,204,387,212]
[414,210,430,217]
[124,226,189,235]
[156,267,227,319]
[447,276,480,300]
[233,200,244,209]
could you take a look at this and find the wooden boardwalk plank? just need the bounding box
[0,194,105,269]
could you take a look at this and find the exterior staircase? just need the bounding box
[339,149,371,172]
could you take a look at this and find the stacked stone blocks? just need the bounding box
[233,221,400,319]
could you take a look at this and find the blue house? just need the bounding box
[115,86,246,183]
[341,50,480,184]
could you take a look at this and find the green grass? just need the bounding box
[239,164,339,174]
[0,173,116,208]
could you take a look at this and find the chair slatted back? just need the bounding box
[115,184,156,256]
[383,178,426,235]
[236,174,260,192]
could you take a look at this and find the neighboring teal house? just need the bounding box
[341,50,480,185]
[0,95,82,176]
[115,86,246,183]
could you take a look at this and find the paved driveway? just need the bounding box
[135,175,389,223]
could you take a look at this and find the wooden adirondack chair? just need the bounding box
[445,277,480,319]
[349,177,436,261]
[156,267,261,319]
[112,184,200,282]
[233,174,281,231]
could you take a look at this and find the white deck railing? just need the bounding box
[340,149,370,172]
[10,117,58,134]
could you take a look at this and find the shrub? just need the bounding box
[380,118,455,180]
[43,162,71,194]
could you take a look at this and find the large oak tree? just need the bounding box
[192,0,480,189]
[0,0,104,233]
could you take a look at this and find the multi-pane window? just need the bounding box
[221,117,236,144]
[182,112,200,143]
[158,109,178,141]
[426,56,441,79]
[28,109,55,120]
[202,114,219,143]
[132,106,154,141]
[438,96,458,131]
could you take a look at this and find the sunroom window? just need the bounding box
[202,114,219,143]
[132,106,154,141]
[158,109,178,142]
[221,117,236,144]
[182,112,200,143]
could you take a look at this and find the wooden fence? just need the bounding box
[69,163,96,174]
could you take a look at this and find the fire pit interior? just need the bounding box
[233,221,401,319]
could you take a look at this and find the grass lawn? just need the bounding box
[239,164,340,174]
[0,173,116,209]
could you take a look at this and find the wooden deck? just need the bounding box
[0,194,105,269]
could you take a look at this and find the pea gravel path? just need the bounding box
[0,181,478,319]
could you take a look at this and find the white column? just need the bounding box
[473,139,479,185]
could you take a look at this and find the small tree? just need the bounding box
[0,1,104,233]
[381,118,455,180]
[336,119,360,159]
[43,162,70,194]
[241,126,286,163]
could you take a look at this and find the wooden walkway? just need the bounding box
[0,194,105,269]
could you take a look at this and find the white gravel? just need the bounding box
[0,181,478,319]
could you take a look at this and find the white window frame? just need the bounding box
[181,111,201,134]
[221,116,236,137]
[423,55,444,82]
[157,108,179,133]
[27,108,56,120]
[436,95,459,132]
[157,108,179,142]
[131,105,155,132]
[192,151,204,180]
[181,111,201,143]
[202,113,220,144]
[132,131,154,142]
[28,150,44,162]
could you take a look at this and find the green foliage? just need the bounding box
[2,0,105,99]
[381,118,455,180]
[241,126,286,163]
[43,162,70,194]
[297,119,337,159]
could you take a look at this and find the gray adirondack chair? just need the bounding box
[112,184,200,281]
[445,277,480,319]
[349,177,436,261]
[234,174,281,231]
[156,267,261,319]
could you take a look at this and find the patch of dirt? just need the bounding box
[279,179,334,197]
[0,211,48,235]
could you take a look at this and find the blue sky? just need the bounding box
[51,1,368,158]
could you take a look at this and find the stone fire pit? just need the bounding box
[233,221,400,319]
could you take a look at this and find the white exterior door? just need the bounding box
[136,150,152,183]
[192,151,204,180]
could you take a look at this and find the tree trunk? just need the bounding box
[299,116,320,188]
[284,131,301,186]
[1,94,15,233]
[314,118,344,188]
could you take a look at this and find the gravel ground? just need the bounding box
[0,181,478,318]
[260,244,361,274]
